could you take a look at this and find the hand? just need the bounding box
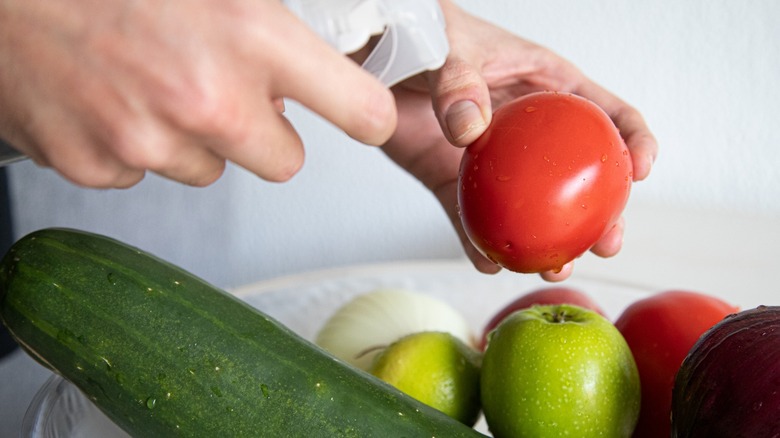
[0,0,396,188]
[382,0,658,281]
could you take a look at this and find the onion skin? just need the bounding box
[671,305,780,437]
[315,289,473,371]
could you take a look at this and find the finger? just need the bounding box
[51,150,145,189]
[576,81,658,181]
[590,216,625,258]
[213,104,305,183]
[425,57,492,147]
[466,243,503,274]
[25,111,146,188]
[52,145,146,189]
[101,115,228,187]
[433,179,502,274]
[611,108,658,182]
[147,146,227,187]
[540,262,574,282]
[271,16,397,146]
[147,68,303,183]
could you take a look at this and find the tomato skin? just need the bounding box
[480,286,605,350]
[458,91,632,273]
[614,290,739,438]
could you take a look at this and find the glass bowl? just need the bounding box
[22,375,128,438]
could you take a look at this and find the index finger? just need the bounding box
[265,11,398,146]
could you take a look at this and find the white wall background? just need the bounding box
[7,0,780,289]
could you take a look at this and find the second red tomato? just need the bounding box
[458,91,632,273]
[614,290,739,438]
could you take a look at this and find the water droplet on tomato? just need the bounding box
[581,204,588,209]
[524,106,537,113]
[601,154,608,162]
[496,175,511,182]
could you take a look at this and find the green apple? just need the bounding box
[481,304,640,438]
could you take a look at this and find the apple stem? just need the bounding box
[543,309,571,324]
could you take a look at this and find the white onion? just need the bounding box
[315,288,474,371]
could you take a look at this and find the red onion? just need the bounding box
[672,305,780,437]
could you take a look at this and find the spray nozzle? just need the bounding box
[283,0,449,87]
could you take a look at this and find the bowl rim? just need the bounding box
[21,374,66,438]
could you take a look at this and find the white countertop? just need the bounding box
[1,200,778,436]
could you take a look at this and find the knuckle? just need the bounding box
[108,124,171,170]
[437,58,480,89]
[169,83,240,140]
[430,58,485,108]
[105,114,202,173]
[172,91,261,159]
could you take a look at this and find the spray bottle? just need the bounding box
[282,0,450,87]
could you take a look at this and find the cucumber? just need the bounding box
[0,228,484,437]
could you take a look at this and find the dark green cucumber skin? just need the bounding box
[0,228,484,437]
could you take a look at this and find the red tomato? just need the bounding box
[480,286,605,350]
[457,91,632,273]
[614,290,739,438]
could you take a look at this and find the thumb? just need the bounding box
[426,58,492,147]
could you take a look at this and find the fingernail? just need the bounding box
[446,100,486,143]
